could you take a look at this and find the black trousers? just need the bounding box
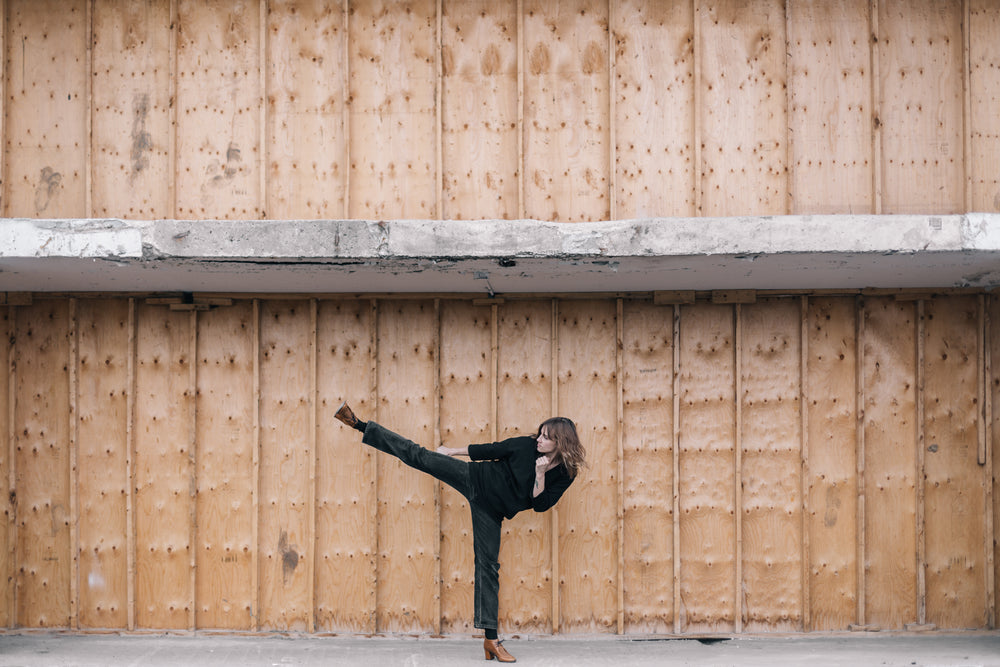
[362,422,503,631]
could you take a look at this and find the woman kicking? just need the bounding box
[334,402,585,663]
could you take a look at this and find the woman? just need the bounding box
[334,401,585,663]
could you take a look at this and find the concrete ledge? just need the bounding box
[2,215,999,293]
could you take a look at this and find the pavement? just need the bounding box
[0,633,998,667]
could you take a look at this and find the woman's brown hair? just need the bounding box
[537,417,586,479]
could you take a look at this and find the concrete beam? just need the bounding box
[1,214,999,294]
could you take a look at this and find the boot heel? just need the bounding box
[484,648,494,660]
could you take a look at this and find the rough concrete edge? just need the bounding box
[2,214,999,260]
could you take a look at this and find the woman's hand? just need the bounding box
[437,445,468,457]
[533,455,549,497]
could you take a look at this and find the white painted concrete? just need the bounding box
[2,215,999,293]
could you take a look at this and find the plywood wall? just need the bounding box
[4,0,1000,220]
[0,293,997,635]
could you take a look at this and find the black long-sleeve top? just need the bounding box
[467,436,574,520]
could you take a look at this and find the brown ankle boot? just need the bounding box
[483,638,515,662]
[334,401,360,429]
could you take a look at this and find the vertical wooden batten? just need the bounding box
[615,298,624,633]
[308,299,317,633]
[68,299,79,630]
[369,298,379,635]
[981,295,995,628]
[916,300,927,626]
[5,305,14,625]
[83,2,92,218]
[734,304,743,633]
[672,303,681,635]
[551,299,559,633]
[800,296,810,631]
[983,295,995,628]
[870,0,882,214]
[259,0,267,218]
[125,299,136,631]
[251,299,261,631]
[855,296,867,627]
[963,0,973,212]
[168,0,178,218]
[187,310,197,631]
[433,298,442,635]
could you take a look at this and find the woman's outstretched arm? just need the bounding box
[437,445,469,457]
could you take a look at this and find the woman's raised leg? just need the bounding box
[359,421,473,498]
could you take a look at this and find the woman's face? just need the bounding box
[536,427,557,454]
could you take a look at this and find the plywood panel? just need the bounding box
[3,0,87,218]
[441,0,518,219]
[438,301,491,633]
[134,304,193,629]
[258,301,311,631]
[698,0,787,216]
[195,303,255,630]
[315,299,377,633]
[375,299,438,633]
[495,300,553,633]
[0,307,10,627]
[91,0,172,218]
[348,0,437,219]
[678,303,735,632]
[523,0,610,221]
[740,300,802,632]
[805,297,858,631]
[862,297,917,628]
[970,0,1000,212]
[923,296,987,628]
[879,0,964,214]
[14,301,71,627]
[556,300,617,633]
[614,0,695,218]
[267,0,348,219]
[175,0,262,219]
[787,0,872,214]
[76,299,129,629]
[621,300,673,633]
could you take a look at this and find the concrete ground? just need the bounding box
[0,633,998,667]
